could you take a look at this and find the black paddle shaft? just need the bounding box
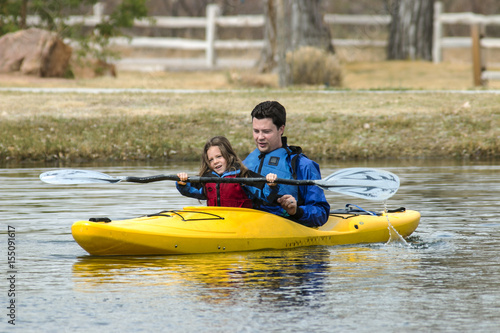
[124,175,316,186]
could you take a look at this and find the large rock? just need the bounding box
[0,28,72,77]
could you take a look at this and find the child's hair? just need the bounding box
[199,136,249,177]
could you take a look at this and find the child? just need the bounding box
[176,136,278,208]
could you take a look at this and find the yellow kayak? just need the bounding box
[71,206,420,256]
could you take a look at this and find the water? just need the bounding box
[1,161,500,332]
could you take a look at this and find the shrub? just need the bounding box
[286,46,343,87]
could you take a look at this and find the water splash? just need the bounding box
[384,200,409,247]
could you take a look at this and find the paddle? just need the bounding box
[40,167,399,201]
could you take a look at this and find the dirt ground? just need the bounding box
[1,60,500,91]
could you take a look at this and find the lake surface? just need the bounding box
[1,161,499,332]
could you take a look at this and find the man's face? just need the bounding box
[252,117,284,153]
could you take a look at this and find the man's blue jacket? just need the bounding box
[243,138,330,227]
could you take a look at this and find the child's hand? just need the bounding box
[266,173,277,186]
[177,172,188,185]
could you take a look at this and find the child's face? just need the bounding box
[207,146,228,175]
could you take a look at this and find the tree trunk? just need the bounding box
[256,0,278,73]
[257,0,333,77]
[276,0,290,86]
[387,0,434,61]
[291,0,334,53]
[20,0,28,29]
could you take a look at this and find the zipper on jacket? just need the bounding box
[257,153,266,174]
[216,183,221,206]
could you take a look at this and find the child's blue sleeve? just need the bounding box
[175,182,206,200]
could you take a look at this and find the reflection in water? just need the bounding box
[72,244,422,310]
[2,162,500,331]
[73,247,333,307]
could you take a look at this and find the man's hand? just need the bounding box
[277,194,297,215]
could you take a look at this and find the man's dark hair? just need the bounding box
[251,101,286,129]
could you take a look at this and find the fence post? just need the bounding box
[93,2,104,20]
[432,1,442,63]
[471,23,485,86]
[206,4,220,68]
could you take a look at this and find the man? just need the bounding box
[243,101,330,227]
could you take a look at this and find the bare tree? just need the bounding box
[291,0,334,52]
[257,0,278,73]
[257,0,333,83]
[386,0,434,60]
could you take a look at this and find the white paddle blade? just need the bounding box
[318,168,400,201]
[40,169,123,184]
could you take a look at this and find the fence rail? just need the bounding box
[8,1,500,73]
[433,1,500,64]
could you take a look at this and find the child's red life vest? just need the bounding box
[204,175,252,208]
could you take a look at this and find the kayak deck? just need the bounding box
[71,206,420,256]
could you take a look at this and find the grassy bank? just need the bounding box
[1,60,499,163]
[1,89,498,163]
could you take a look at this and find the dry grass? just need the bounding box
[343,61,500,90]
[287,46,342,86]
[2,60,500,90]
[1,60,499,163]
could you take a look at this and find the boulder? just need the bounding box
[0,28,72,77]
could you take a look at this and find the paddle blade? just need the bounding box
[40,169,123,184]
[317,168,400,201]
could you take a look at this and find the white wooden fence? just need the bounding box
[433,2,500,60]
[17,2,500,75]
[432,1,500,85]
